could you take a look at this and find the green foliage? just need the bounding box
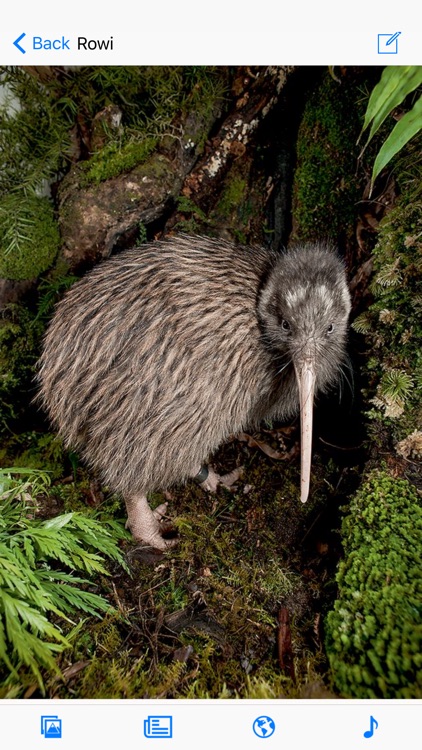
[0,468,128,690]
[0,68,69,286]
[0,194,59,280]
[352,198,422,430]
[292,73,363,242]
[176,196,208,220]
[137,221,148,245]
[174,196,211,233]
[0,66,223,193]
[79,646,188,699]
[0,305,44,432]
[0,67,73,195]
[0,433,67,481]
[0,66,226,284]
[8,443,351,699]
[79,68,226,186]
[326,469,422,698]
[0,268,77,437]
[371,97,422,184]
[35,267,79,323]
[86,66,226,140]
[359,66,422,187]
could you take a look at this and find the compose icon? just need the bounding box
[144,715,173,738]
[41,716,62,739]
[377,32,401,54]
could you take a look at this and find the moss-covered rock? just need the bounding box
[81,137,159,186]
[325,469,422,698]
[59,152,182,269]
[0,196,59,281]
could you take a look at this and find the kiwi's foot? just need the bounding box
[195,465,244,493]
[124,494,178,551]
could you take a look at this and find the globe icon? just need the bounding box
[252,715,276,738]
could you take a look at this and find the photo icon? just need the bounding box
[41,716,62,739]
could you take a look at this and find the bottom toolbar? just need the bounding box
[2,700,420,749]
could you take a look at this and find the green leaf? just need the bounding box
[43,513,74,530]
[360,66,422,145]
[371,95,422,183]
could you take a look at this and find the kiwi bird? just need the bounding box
[38,236,351,550]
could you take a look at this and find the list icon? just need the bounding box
[144,715,173,738]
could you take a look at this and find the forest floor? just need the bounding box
[24,420,363,700]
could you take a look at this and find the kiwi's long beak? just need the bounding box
[295,361,316,503]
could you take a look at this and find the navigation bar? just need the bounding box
[2,27,420,64]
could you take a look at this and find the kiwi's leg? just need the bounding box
[124,494,177,550]
[194,465,243,492]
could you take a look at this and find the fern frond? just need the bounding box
[0,467,128,690]
[351,312,372,334]
[374,259,402,288]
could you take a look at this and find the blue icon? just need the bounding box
[144,715,173,738]
[13,33,26,54]
[252,716,276,738]
[364,715,378,739]
[41,716,62,739]
[378,32,401,54]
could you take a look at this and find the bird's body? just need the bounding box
[38,236,351,548]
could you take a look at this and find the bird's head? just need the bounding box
[258,243,351,503]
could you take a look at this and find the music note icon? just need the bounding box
[364,716,378,738]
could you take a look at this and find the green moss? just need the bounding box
[213,169,257,242]
[292,73,363,242]
[0,196,59,280]
[325,469,422,698]
[79,651,187,700]
[216,176,248,218]
[353,197,422,440]
[81,137,158,186]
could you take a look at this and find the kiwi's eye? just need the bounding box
[327,323,334,334]
[282,320,291,332]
